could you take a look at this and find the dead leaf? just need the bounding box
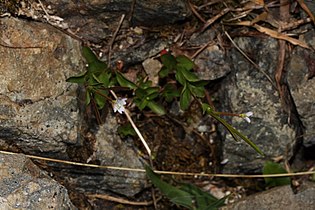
[250,11,268,25]
[253,24,310,49]
[250,0,265,6]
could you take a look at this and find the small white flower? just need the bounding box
[240,111,253,123]
[113,98,127,114]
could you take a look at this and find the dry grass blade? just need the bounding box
[253,24,310,49]
[250,11,268,25]
[109,90,152,157]
[87,194,158,206]
[188,0,206,23]
[232,20,310,49]
[0,150,315,178]
[201,7,230,32]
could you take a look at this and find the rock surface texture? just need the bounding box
[219,37,303,173]
[0,17,147,200]
[41,0,190,43]
[221,182,315,210]
[0,153,76,210]
[287,30,315,160]
[0,17,83,158]
[1,0,315,209]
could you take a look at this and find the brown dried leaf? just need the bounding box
[250,11,268,25]
[253,24,310,49]
[250,0,265,6]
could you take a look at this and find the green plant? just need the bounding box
[67,46,263,154]
[67,46,265,209]
[145,166,227,210]
[263,161,291,187]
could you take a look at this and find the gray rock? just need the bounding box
[0,17,84,158]
[194,44,231,80]
[0,17,147,198]
[64,113,148,197]
[108,38,168,68]
[190,30,231,81]
[132,0,190,26]
[0,153,76,210]
[221,182,315,210]
[41,0,190,43]
[287,30,315,159]
[219,37,297,173]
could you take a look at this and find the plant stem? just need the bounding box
[109,90,152,158]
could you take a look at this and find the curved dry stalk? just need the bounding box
[0,150,314,179]
[109,90,152,157]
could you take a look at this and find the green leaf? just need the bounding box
[87,74,101,87]
[117,123,136,137]
[97,71,111,87]
[147,101,166,115]
[146,92,160,101]
[137,98,149,110]
[138,79,152,89]
[159,65,170,78]
[141,87,160,101]
[161,53,177,70]
[180,67,199,82]
[162,84,180,102]
[87,60,107,75]
[85,91,91,106]
[179,183,227,210]
[202,103,264,156]
[145,166,194,209]
[145,86,160,95]
[146,166,226,210]
[263,161,291,187]
[189,84,205,98]
[176,55,195,71]
[135,88,147,98]
[82,46,107,74]
[109,77,117,87]
[92,73,102,84]
[94,89,108,109]
[180,86,191,110]
[82,46,99,64]
[116,72,137,89]
[175,68,187,85]
[191,80,209,87]
[66,72,87,84]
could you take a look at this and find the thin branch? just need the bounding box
[201,8,230,32]
[191,40,214,59]
[87,193,160,206]
[109,90,151,157]
[188,0,206,23]
[1,150,314,178]
[108,14,126,67]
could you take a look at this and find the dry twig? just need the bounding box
[1,150,315,178]
[108,14,126,67]
[87,194,160,206]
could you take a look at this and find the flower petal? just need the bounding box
[245,111,253,117]
[244,117,251,123]
[113,98,127,114]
